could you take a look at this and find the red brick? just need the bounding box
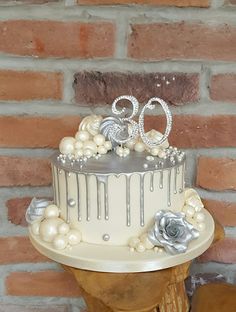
[210,74,236,103]
[1,115,235,149]
[6,271,82,297]
[78,0,209,6]
[203,199,236,227]
[146,115,236,148]
[0,116,80,148]
[0,237,49,264]
[128,23,236,61]
[198,238,236,264]
[0,0,59,4]
[7,197,52,227]
[227,0,236,4]
[0,20,115,58]
[197,157,236,191]
[74,71,199,106]
[0,70,62,101]
[0,156,51,186]
[0,305,68,312]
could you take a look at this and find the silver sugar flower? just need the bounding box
[148,210,199,255]
[25,197,51,224]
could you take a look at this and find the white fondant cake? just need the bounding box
[27,96,207,257]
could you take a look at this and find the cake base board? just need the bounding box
[29,209,214,273]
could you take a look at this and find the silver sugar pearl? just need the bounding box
[68,198,76,207]
[103,234,110,241]
[146,156,154,161]
[143,163,148,169]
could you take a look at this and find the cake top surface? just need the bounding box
[51,149,185,175]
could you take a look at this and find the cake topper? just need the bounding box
[100,95,172,148]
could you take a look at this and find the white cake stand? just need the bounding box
[29,209,214,273]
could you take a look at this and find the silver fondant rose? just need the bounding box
[25,198,51,224]
[148,210,199,255]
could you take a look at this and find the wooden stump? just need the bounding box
[64,218,224,312]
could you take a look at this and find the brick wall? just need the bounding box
[0,0,235,311]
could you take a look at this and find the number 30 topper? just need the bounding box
[100,95,172,148]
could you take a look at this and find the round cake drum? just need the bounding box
[29,209,214,273]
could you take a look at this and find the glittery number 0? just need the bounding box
[139,97,172,148]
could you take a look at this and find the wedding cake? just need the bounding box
[27,95,207,256]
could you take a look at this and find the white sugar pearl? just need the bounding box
[129,247,135,252]
[198,222,206,231]
[140,234,154,250]
[150,147,159,156]
[123,148,130,157]
[158,150,166,158]
[158,248,164,253]
[104,141,112,150]
[116,146,123,154]
[194,212,205,223]
[39,218,63,243]
[44,204,59,219]
[53,234,68,250]
[146,156,154,161]
[58,222,70,235]
[67,229,82,245]
[125,139,136,150]
[75,130,90,142]
[153,247,159,253]
[128,237,140,248]
[93,134,105,146]
[31,221,41,236]
[74,141,83,149]
[97,146,107,155]
[84,149,93,158]
[136,242,145,253]
[74,148,84,158]
[134,142,146,153]
[186,206,195,217]
[59,137,76,155]
[83,141,97,153]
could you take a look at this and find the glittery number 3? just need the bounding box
[139,97,173,148]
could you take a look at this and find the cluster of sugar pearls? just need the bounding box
[128,233,163,253]
[59,115,112,159]
[115,146,130,157]
[183,188,206,231]
[125,129,169,158]
[31,204,82,250]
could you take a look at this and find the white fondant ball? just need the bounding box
[39,218,63,243]
[58,222,70,235]
[134,142,145,153]
[194,212,205,223]
[74,141,83,149]
[104,141,112,151]
[158,150,166,159]
[97,146,107,155]
[128,237,140,248]
[150,147,159,156]
[75,130,90,142]
[140,234,154,250]
[125,139,136,150]
[67,229,82,245]
[93,134,105,146]
[83,141,97,153]
[53,234,68,250]
[44,204,59,219]
[59,137,76,155]
[31,221,41,235]
[186,206,195,217]
[84,149,93,158]
[136,242,145,253]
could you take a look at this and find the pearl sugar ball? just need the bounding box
[39,218,63,243]
[44,204,59,219]
[31,221,41,236]
[53,234,68,250]
[134,142,145,153]
[75,130,90,142]
[58,222,70,235]
[67,229,82,245]
[59,137,76,155]
[93,134,105,146]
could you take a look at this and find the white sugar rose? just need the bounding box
[79,115,103,136]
